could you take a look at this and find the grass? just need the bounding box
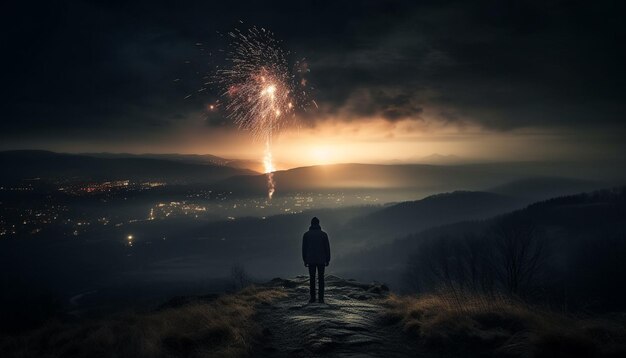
[384,290,626,357]
[0,286,286,358]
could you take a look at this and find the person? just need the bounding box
[302,217,331,303]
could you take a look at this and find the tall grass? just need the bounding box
[0,287,285,358]
[384,290,626,357]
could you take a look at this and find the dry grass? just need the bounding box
[384,291,626,357]
[0,287,286,358]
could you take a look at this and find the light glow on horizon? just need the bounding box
[21,115,620,170]
[310,145,334,165]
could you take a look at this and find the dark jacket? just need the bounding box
[302,224,331,265]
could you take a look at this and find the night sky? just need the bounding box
[2,0,625,165]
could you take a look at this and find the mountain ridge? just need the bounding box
[0,150,255,183]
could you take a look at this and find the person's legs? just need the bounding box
[318,265,325,302]
[308,265,316,302]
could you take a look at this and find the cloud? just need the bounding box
[335,88,424,122]
[301,0,626,131]
[1,0,625,146]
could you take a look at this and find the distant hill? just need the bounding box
[2,151,619,198]
[417,153,465,164]
[0,150,255,183]
[489,176,601,203]
[345,191,522,240]
[82,152,262,172]
[213,161,609,198]
[336,186,626,305]
[214,163,524,195]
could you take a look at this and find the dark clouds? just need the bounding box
[337,88,425,122]
[2,0,625,143]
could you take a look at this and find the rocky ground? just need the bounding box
[253,275,422,357]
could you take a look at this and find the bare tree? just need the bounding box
[409,236,456,291]
[405,235,477,309]
[404,218,548,298]
[459,233,496,294]
[491,215,547,296]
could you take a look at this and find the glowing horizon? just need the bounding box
[9,114,622,173]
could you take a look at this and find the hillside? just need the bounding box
[213,161,616,198]
[0,276,409,357]
[340,187,626,267]
[489,176,602,203]
[3,276,623,357]
[346,191,522,239]
[336,187,626,309]
[213,163,517,195]
[0,150,255,184]
[84,152,262,172]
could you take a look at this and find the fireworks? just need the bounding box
[214,26,313,199]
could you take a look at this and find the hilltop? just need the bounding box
[2,276,624,357]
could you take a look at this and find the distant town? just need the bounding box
[0,178,381,239]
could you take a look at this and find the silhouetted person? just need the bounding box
[302,217,331,303]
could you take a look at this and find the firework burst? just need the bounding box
[214,26,313,199]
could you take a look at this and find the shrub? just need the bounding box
[0,287,285,358]
[384,291,626,357]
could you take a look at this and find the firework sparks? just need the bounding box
[214,26,313,199]
[263,139,276,199]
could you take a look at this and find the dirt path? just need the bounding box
[254,275,421,357]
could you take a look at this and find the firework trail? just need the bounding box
[214,26,312,199]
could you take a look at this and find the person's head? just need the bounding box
[311,217,320,226]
